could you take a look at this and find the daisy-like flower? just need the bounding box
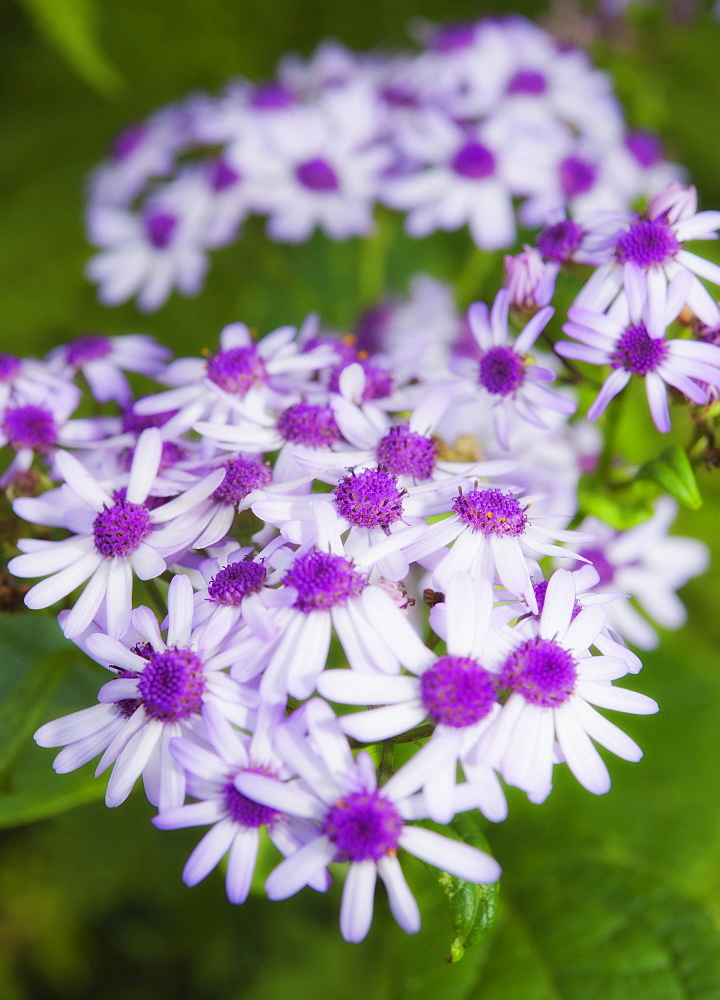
[34,574,255,810]
[233,699,501,942]
[381,114,523,251]
[228,541,421,703]
[85,187,210,313]
[251,91,389,243]
[368,484,589,611]
[454,290,575,450]
[8,428,224,638]
[474,568,658,803]
[573,181,720,331]
[558,269,720,431]
[135,319,335,435]
[47,333,171,407]
[318,575,509,824]
[567,496,709,650]
[153,703,328,903]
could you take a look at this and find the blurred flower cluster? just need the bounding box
[84,15,682,311]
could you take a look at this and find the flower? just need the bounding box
[558,269,720,431]
[454,290,575,449]
[34,575,254,810]
[475,569,658,803]
[233,700,501,942]
[9,427,224,638]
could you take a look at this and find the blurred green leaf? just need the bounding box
[637,445,703,510]
[0,612,106,828]
[15,0,122,95]
[478,851,720,1000]
[577,472,656,530]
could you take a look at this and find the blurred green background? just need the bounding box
[2,1,720,997]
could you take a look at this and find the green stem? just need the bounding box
[377,739,396,786]
[455,245,496,308]
[597,390,626,483]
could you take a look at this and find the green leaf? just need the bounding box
[636,445,703,510]
[478,851,720,1000]
[0,612,107,828]
[15,0,122,95]
[577,472,656,530]
[418,815,500,964]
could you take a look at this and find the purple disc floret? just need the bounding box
[614,218,680,268]
[500,637,577,707]
[3,404,57,450]
[452,487,528,536]
[610,323,667,375]
[277,402,341,448]
[213,458,273,505]
[208,560,268,605]
[479,346,525,395]
[283,551,365,612]
[136,647,206,722]
[420,655,497,728]
[333,468,405,528]
[375,425,437,479]
[321,790,404,862]
[92,498,153,557]
[206,346,268,396]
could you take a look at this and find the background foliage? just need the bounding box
[1,1,720,996]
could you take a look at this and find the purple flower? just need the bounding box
[558,269,720,431]
[233,700,500,942]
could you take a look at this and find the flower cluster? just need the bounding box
[84,14,682,310]
[11,201,718,940]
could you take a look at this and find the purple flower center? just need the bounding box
[479,346,525,395]
[251,83,296,109]
[452,488,528,536]
[536,220,583,262]
[0,354,21,381]
[614,218,680,268]
[610,323,667,375]
[420,655,497,728]
[213,457,272,505]
[65,334,112,366]
[321,790,403,862]
[92,498,153,558]
[111,124,146,161]
[208,560,267,605]
[145,210,178,249]
[333,468,405,528]
[328,358,394,401]
[277,402,341,448]
[625,130,663,169]
[533,580,581,620]
[283,550,365,613]
[506,69,547,95]
[431,22,476,52]
[208,158,241,192]
[354,305,393,355]
[206,345,267,396]
[137,647,205,722]
[500,636,577,707]
[559,156,596,198]
[578,547,616,587]
[375,426,437,480]
[3,405,57,450]
[452,141,495,180]
[295,158,339,192]
[224,770,279,827]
